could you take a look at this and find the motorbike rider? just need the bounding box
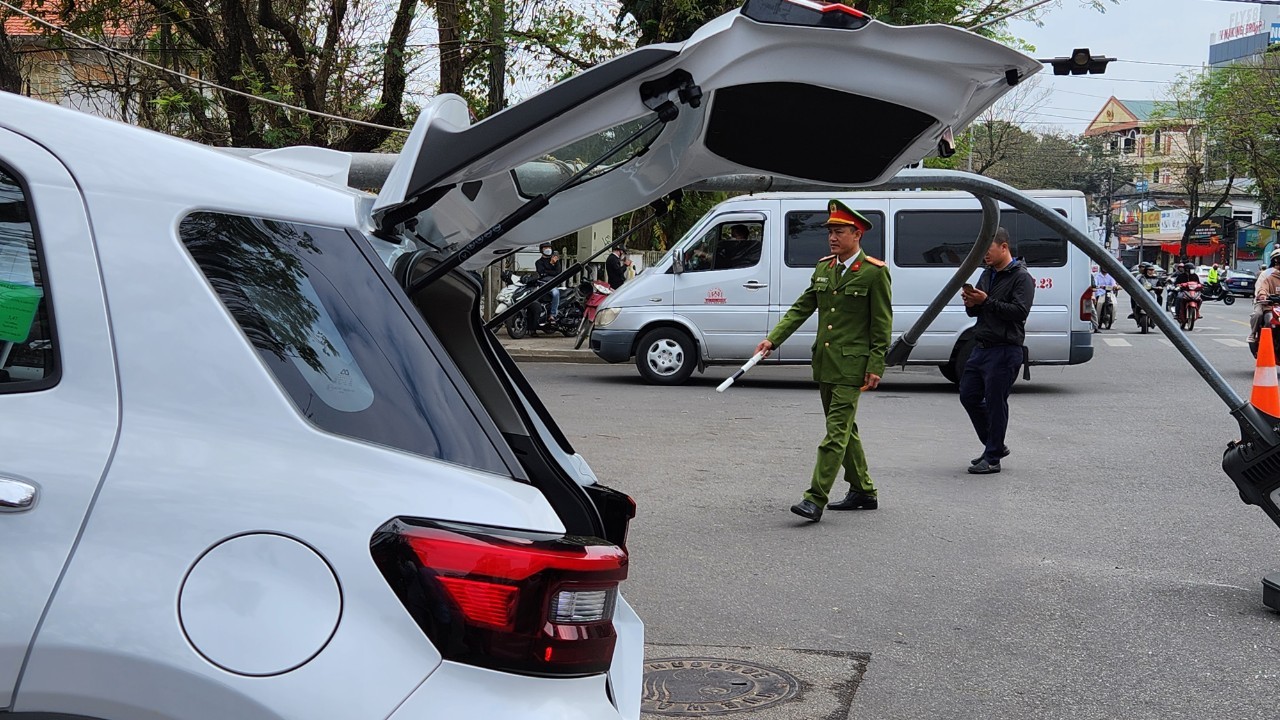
[1171,262,1201,320]
[1207,263,1222,294]
[1250,248,1280,346]
[1092,265,1117,332]
[535,242,563,329]
[1130,263,1160,319]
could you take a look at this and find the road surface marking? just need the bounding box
[1103,338,1131,347]
[1215,338,1248,348]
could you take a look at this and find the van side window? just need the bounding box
[0,165,57,391]
[893,210,1068,268]
[785,211,885,267]
[681,221,764,272]
[180,212,509,475]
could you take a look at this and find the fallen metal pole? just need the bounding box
[687,170,1252,424]
[884,195,998,367]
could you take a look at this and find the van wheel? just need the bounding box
[940,337,976,385]
[636,328,696,385]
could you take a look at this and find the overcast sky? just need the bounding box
[1005,0,1266,133]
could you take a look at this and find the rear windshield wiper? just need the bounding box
[404,88,699,297]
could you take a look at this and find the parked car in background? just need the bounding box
[1227,271,1258,297]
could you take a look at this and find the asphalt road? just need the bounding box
[524,296,1280,720]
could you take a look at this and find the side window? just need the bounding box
[180,212,508,475]
[784,210,885,267]
[681,221,763,273]
[0,165,57,390]
[893,210,1068,268]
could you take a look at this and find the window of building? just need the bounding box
[784,210,885,267]
[180,212,508,474]
[1122,131,1136,154]
[0,165,58,391]
[1152,129,1162,154]
[1152,168,1160,183]
[679,220,764,273]
[894,210,1068,268]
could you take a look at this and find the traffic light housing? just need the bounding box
[1043,48,1113,76]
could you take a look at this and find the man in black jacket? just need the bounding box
[605,246,630,289]
[959,227,1035,474]
[535,242,562,328]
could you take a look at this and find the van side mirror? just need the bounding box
[673,253,684,275]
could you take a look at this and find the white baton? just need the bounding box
[716,351,766,393]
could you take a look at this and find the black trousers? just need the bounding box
[959,344,1023,464]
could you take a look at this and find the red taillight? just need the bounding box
[371,519,627,677]
[1080,288,1094,322]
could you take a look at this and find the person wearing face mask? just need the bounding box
[535,242,562,328]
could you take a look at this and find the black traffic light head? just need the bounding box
[1045,48,1113,76]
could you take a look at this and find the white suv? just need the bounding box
[0,2,1036,717]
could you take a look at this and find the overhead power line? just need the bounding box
[0,0,410,134]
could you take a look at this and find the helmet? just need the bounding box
[1271,248,1280,267]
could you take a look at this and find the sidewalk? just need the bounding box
[496,329,604,363]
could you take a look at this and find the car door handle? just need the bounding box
[0,476,37,512]
[743,281,768,290]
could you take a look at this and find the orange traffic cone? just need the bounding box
[1252,327,1280,418]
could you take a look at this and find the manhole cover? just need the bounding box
[642,657,800,716]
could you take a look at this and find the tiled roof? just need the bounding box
[2,2,55,37]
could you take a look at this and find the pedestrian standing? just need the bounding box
[606,245,631,289]
[960,227,1034,475]
[754,199,892,522]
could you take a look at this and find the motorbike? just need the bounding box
[1174,281,1203,331]
[1134,278,1162,334]
[1094,287,1118,331]
[504,275,591,340]
[503,275,548,339]
[1200,281,1236,306]
[1250,293,1280,359]
[574,279,615,349]
[492,269,526,318]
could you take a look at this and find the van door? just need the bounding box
[672,212,768,361]
[773,200,888,362]
[0,130,118,708]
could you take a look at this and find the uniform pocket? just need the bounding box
[842,343,870,357]
[843,285,870,298]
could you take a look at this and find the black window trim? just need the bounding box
[0,158,61,394]
[892,208,1070,269]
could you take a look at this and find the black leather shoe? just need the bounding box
[790,499,823,522]
[968,459,1001,474]
[971,446,1011,466]
[828,491,878,511]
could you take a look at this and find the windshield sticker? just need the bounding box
[0,280,42,343]
[705,287,727,304]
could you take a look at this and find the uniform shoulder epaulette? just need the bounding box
[865,256,885,267]
[818,254,835,263]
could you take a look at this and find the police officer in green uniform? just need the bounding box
[754,199,892,522]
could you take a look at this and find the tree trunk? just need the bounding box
[0,24,23,95]
[437,0,464,96]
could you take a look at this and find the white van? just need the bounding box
[590,191,1095,384]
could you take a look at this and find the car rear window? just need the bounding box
[180,212,509,474]
[894,210,1068,268]
[0,165,57,391]
[785,211,885,267]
